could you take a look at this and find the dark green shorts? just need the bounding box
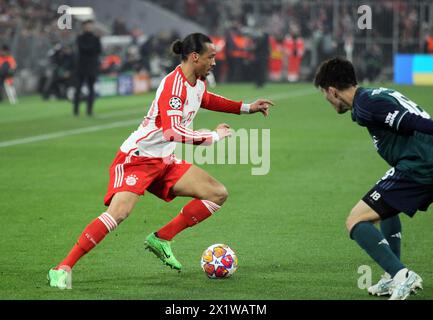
[362,168,433,219]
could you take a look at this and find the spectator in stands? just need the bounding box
[73,19,102,117]
[0,44,17,103]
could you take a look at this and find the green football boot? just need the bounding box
[47,266,72,290]
[144,233,182,271]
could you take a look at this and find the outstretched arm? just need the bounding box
[201,91,274,116]
[201,91,245,114]
[248,99,275,117]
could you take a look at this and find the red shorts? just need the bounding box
[103,151,192,206]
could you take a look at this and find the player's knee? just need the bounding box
[208,184,229,206]
[114,209,131,224]
[107,199,134,224]
[346,212,359,233]
[345,217,353,233]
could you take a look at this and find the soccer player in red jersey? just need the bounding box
[48,33,274,289]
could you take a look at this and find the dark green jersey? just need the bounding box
[352,87,433,184]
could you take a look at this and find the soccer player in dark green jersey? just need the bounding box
[314,57,433,300]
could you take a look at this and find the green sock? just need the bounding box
[380,215,401,260]
[350,221,404,277]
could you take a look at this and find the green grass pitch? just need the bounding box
[1,83,432,300]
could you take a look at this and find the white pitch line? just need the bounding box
[0,88,316,148]
[97,108,145,119]
[0,119,138,148]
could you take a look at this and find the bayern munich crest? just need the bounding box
[125,174,138,186]
[169,96,182,109]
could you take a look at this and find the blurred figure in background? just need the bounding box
[285,26,304,82]
[225,24,245,82]
[139,34,155,73]
[100,48,122,75]
[361,44,383,83]
[0,44,17,104]
[319,26,337,62]
[43,44,74,100]
[209,34,227,83]
[73,20,102,117]
[424,27,433,54]
[121,46,142,73]
[252,31,269,88]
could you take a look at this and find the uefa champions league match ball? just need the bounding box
[201,244,238,279]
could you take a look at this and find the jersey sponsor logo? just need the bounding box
[169,96,182,110]
[385,110,399,127]
[125,174,138,186]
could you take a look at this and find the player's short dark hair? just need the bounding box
[171,33,212,61]
[314,57,358,90]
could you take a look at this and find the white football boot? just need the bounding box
[389,268,423,300]
[368,273,393,296]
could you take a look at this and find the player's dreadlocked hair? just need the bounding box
[314,57,358,90]
[171,33,213,61]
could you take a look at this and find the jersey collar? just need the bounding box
[177,65,198,87]
[351,87,365,121]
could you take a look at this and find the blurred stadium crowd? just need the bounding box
[1,0,433,102]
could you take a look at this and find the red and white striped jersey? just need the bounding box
[120,65,245,158]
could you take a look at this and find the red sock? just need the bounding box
[157,199,221,241]
[57,212,117,269]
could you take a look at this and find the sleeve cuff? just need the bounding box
[240,103,251,114]
[211,131,220,143]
